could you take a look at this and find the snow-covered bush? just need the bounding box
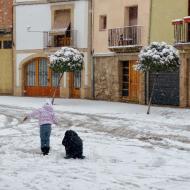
[49,47,84,73]
[136,42,179,72]
[49,47,84,104]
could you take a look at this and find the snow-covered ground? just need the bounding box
[0,96,190,190]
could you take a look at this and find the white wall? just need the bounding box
[16,4,51,50]
[74,1,89,49]
[15,1,89,50]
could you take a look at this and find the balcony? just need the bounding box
[43,29,77,49]
[108,25,143,53]
[172,16,190,50]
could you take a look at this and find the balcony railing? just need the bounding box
[108,25,142,51]
[43,29,77,48]
[172,17,190,44]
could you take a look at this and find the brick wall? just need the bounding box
[0,0,13,29]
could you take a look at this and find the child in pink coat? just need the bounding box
[23,99,57,155]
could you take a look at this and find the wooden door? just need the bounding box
[24,58,60,97]
[122,61,139,102]
[129,61,139,101]
[70,71,81,98]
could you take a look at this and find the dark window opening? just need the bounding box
[129,6,138,26]
[3,41,12,49]
[99,15,107,30]
[122,61,129,96]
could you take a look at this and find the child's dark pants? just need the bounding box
[40,124,51,155]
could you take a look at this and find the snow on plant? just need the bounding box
[49,47,84,73]
[49,47,84,104]
[136,42,180,72]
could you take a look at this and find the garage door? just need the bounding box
[148,71,179,106]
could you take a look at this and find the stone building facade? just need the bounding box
[92,0,189,107]
[92,0,150,104]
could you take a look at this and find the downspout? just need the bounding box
[148,0,153,44]
[91,0,95,99]
[11,2,14,95]
[145,0,153,104]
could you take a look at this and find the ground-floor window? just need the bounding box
[27,61,36,86]
[39,58,48,86]
[52,72,60,87]
[122,61,129,96]
[73,71,81,88]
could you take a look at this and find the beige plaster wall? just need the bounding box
[93,0,151,53]
[150,0,188,44]
[0,37,13,94]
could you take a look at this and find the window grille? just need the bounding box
[122,61,129,96]
[39,58,48,86]
[74,71,81,88]
[27,61,36,86]
[52,72,60,87]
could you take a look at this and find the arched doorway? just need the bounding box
[24,57,60,97]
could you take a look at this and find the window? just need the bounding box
[74,71,81,88]
[122,61,129,96]
[52,72,60,87]
[3,40,12,49]
[39,58,48,86]
[51,9,72,47]
[99,15,107,30]
[129,6,138,26]
[27,61,36,86]
[54,9,71,29]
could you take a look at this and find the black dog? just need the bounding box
[62,130,85,159]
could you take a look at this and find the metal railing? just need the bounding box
[108,25,142,47]
[172,18,190,44]
[43,29,77,48]
[173,24,190,44]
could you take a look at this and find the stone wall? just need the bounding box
[94,56,121,101]
[175,44,190,107]
[94,53,146,103]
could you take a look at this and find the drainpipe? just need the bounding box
[145,0,153,104]
[91,0,95,99]
[148,0,153,44]
[11,3,14,96]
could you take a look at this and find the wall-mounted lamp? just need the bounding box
[26,25,46,33]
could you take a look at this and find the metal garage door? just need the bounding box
[148,71,179,106]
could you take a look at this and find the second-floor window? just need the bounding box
[51,9,71,47]
[129,6,138,26]
[99,15,107,30]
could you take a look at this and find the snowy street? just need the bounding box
[0,96,190,190]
